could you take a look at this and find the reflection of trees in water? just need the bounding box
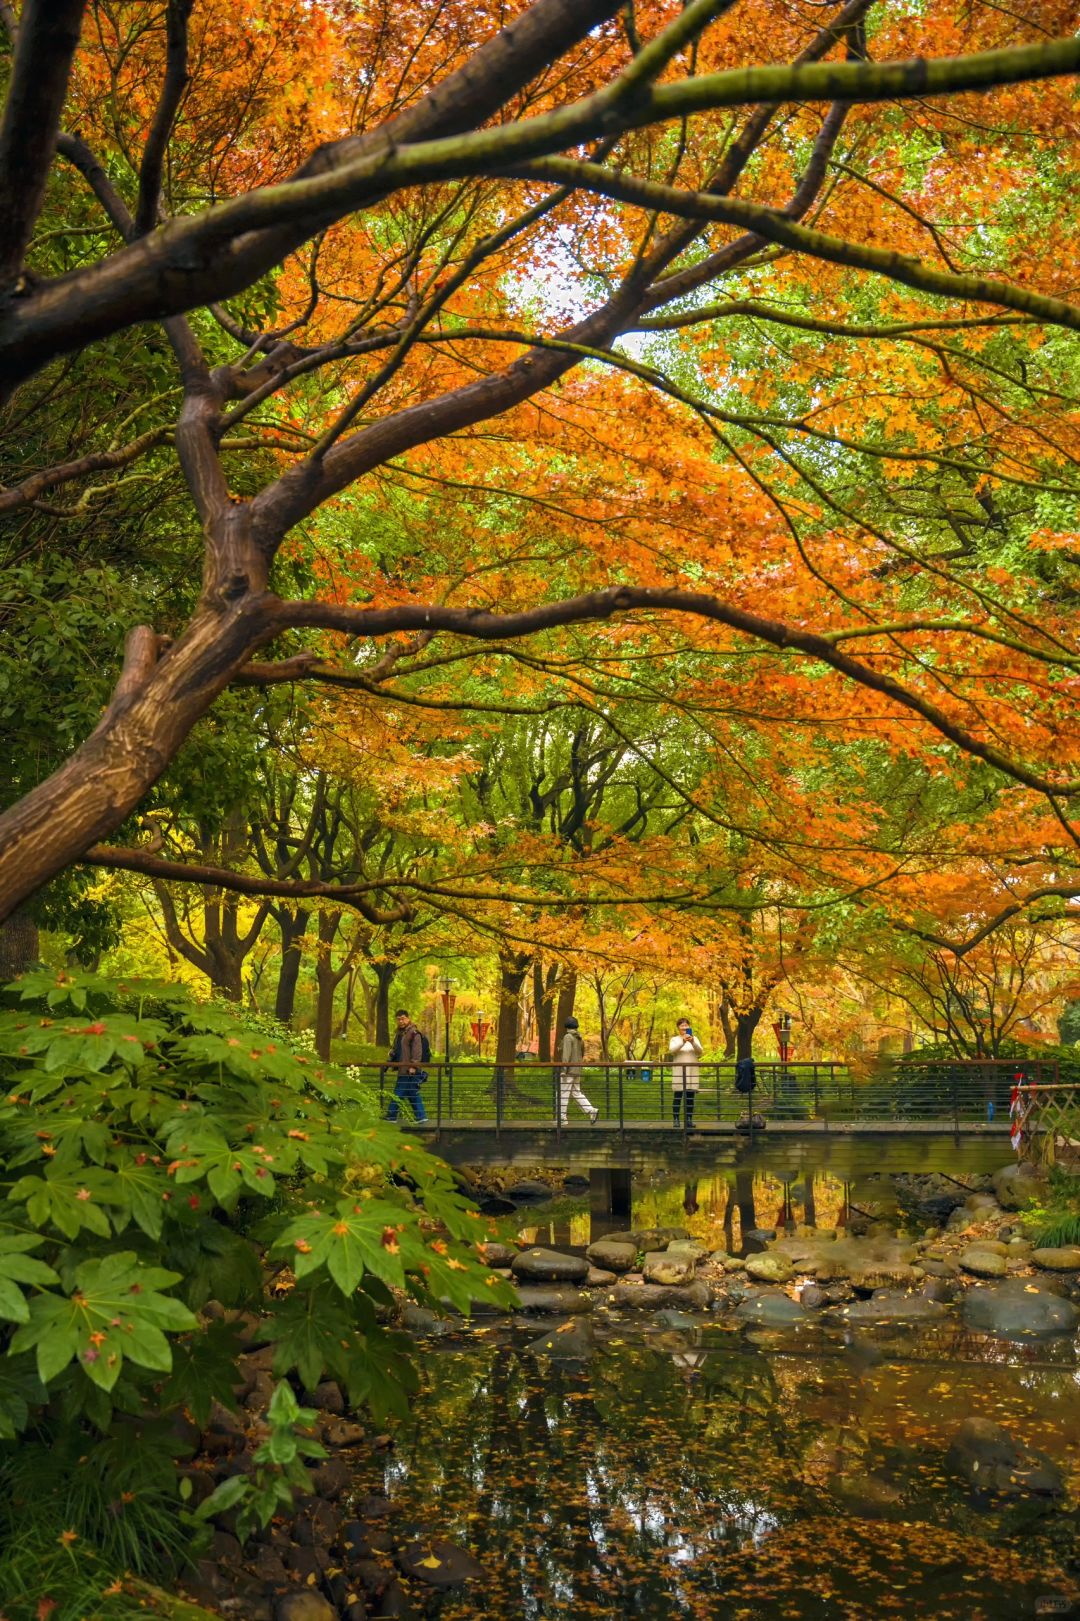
[385,1342,831,1618]
[380,1330,1080,1618]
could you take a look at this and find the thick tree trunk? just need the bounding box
[554,967,577,1043]
[717,994,736,1058]
[736,1007,763,1060]
[534,960,559,1062]
[0,912,39,979]
[496,951,531,1067]
[208,943,244,1002]
[374,960,397,1048]
[273,907,309,1024]
[0,594,274,924]
[313,909,343,1061]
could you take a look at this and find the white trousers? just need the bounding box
[560,1071,596,1123]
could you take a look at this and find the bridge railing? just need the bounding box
[362,1057,1053,1131]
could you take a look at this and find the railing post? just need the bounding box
[716,1062,721,1127]
[605,1064,611,1120]
[952,1068,959,1135]
[436,1064,444,1136]
[618,1064,625,1140]
[495,1064,504,1138]
[813,1063,820,1120]
[554,1061,561,1145]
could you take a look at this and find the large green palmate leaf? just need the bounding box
[266,1281,375,1391]
[0,1355,46,1439]
[0,1229,59,1322]
[9,1165,119,1239]
[275,1197,410,1295]
[8,1251,197,1391]
[160,1318,247,1427]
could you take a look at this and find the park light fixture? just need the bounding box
[439,976,457,1065]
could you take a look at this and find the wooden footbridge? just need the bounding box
[363,1056,1073,1159]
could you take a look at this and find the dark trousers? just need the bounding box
[387,1071,427,1122]
[673,1090,696,1127]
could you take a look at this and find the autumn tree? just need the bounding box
[2,0,1080,1010]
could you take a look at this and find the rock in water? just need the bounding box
[511,1247,589,1283]
[587,1266,616,1286]
[831,1292,946,1324]
[586,1240,638,1273]
[398,1537,486,1588]
[744,1253,794,1285]
[506,1179,554,1202]
[643,1250,696,1286]
[827,1472,905,1518]
[478,1242,516,1267]
[734,1294,806,1328]
[1031,1246,1080,1272]
[666,1239,709,1261]
[613,1280,711,1311]
[947,1416,1064,1497]
[960,1246,1008,1278]
[962,1279,1080,1339]
[525,1316,596,1360]
[275,1597,337,1621]
[402,1304,453,1335]
[515,1285,593,1313]
[651,1309,700,1329]
[992,1163,1044,1211]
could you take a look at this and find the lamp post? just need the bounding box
[772,1010,795,1106]
[470,1013,490,1060]
[772,1010,794,1064]
[439,977,456,1066]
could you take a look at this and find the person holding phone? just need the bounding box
[669,1017,704,1129]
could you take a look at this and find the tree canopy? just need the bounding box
[2,0,1080,1051]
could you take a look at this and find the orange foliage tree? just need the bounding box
[2,0,1080,1023]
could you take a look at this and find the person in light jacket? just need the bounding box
[559,1016,598,1125]
[669,1017,703,1129]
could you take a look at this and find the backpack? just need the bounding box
[734,1057,757,1094]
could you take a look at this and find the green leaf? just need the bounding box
[266,1379,301,1426]
[0,1275,28,1322]
[193,1473,250,1522]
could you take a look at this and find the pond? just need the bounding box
[356,1143,1080,1619]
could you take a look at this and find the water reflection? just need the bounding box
[367,1324,1080,1619]
[516,1165,855,1252]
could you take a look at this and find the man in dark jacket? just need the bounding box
[385,1008,428,1122]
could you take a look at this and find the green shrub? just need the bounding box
[0,969,516,1596]
[1025,1167,1080,1248]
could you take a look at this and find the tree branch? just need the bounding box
[134,0,194,237]
[4,22,1080,382]
[85,844,413,925]
[0,0,86,288]
[267,585,1080,800]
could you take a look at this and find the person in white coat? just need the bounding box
[559,1016,598,1124]
[669,1017,704,1129]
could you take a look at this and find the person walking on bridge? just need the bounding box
[559,1016,598,1125]
[669,1017,703,1129]
[385,1008,428,1123]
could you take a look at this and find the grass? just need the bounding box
[0,1427,201,1621]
